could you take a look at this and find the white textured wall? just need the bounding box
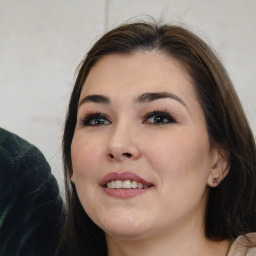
[1,0,255,192]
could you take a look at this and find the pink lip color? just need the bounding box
[100,172,153,199]
[100,172,153,186]
[103,187,149,198]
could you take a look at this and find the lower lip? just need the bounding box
[103,187,151,198]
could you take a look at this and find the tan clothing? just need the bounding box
[227,233,256,256]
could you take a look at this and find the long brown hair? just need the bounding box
[57,21,256,255]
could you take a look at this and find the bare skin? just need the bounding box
[71,52,230,256]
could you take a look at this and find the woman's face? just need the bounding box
[71,52,219,241]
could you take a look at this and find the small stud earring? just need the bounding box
[70,180,75,185]
[212,177,219,184]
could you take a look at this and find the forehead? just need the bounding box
[80,52,194,100]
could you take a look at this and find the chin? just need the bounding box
[104,226,148,241]
[97,212,151,240]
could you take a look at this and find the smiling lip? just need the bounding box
[100,172,154,199]
[99,172,153,187]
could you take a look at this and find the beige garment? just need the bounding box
[227,233,256,256]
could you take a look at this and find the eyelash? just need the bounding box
[80,109,177,127]
[143,109,177,125]
[80,112,111,127]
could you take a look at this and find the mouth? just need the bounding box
[100,172,154,198]
[105,180,151,189]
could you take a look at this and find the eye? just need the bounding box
[143,110,177,125]
[80,112,111,126]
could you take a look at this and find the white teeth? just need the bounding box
[137,182,143,189]
[123,180,131,188]
[111,180,116,188]
[105,180,149,189]
[131,180,137,188]
[116,180,123,189]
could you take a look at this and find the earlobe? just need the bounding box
[70,173,75,185]
[207,148,229,187]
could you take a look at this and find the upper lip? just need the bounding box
[100,172,154,187]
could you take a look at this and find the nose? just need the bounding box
[105,122,141,161]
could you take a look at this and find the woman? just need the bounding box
[57,21,256,256]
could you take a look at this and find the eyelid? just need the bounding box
[78,108,178,127]
[143,109,178,124]
[79,112,111,126]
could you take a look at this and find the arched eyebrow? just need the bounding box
[78,95,110,107]
[135,92,187,109]
[78,92,187,109]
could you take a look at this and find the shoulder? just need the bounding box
[0,127,64,255]
[227,233,256,256]
[0,127,49,172]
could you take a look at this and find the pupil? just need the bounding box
[96,118,105,124]
[154,116,164,123]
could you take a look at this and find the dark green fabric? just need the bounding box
[0,128,63,256]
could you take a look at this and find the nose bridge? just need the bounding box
[106,117,140,160]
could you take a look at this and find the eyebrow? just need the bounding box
[78,95,111,107]
[135,92,187,108]
[78,92,187,109]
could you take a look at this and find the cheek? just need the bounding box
[71,133,104,180]
[148,130,211,216]
[70,134,105,218]
[145,129,211,187]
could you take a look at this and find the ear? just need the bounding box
[69,174,76,185]
[207,147,229,187]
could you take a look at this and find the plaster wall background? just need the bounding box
[0,0,255,192]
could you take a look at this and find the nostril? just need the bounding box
[107,152,133,160]
[123,152,132,158]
